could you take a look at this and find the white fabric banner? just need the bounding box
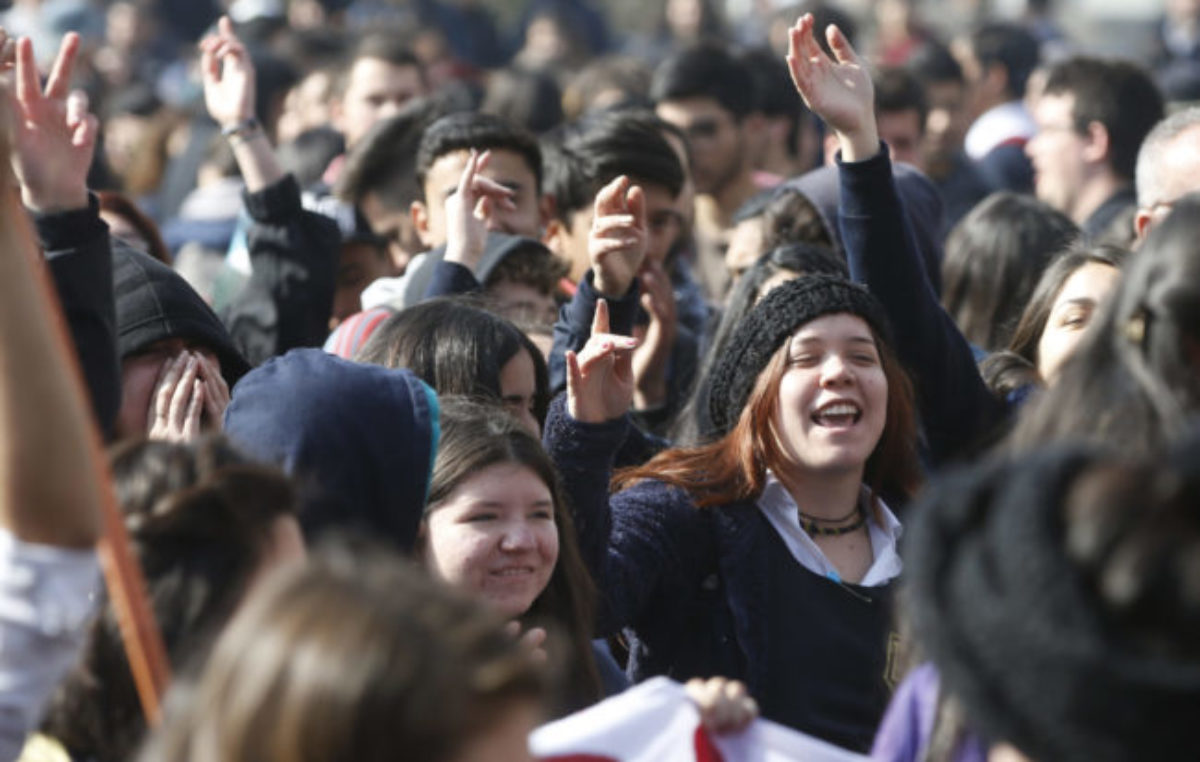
[531,677,871,762]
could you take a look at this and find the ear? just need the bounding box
[1134,208,1153,244]
[543,217,567,256]
[1081,120,1110,165]
[537,191,555,232]
[411,200,435,249]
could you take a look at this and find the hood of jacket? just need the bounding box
[783,160,946,294]
[113,241,251,382]
[223,348,440,552]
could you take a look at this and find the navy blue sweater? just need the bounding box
[838,148,1009,464]
[543,395,897,749]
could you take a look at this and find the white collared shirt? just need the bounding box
[756,473,903,588]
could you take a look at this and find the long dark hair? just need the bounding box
[423,398,602,711]
[1007,195,1200,453]
[355,298,550,426]
[980,245,1125,398]
[941,192,1079,352]
[42,437,297,762]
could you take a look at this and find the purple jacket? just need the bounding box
[871,664,987,762]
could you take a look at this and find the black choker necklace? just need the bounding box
[800,503,867,537]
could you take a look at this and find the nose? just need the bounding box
[500,520,536,552]
[819,353,854,387]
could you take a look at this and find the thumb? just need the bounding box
[474,195,492,222]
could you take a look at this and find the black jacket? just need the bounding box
[42,198,120,439]
[220,175,341,367]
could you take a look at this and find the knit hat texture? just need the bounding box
[905,444,1200,762]
[707,274,891,434]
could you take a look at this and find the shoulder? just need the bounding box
[612,477,699,514]
[610,479,714,543]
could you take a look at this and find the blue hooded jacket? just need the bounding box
[224,348,440,552]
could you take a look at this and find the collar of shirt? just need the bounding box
[756,472,903,588]
[964,100,1036,160]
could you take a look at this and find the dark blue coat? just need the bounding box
[544,393,769,686]
[224,348,440,552]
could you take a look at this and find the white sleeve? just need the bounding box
[0,529,99,762]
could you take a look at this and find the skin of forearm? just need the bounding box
[229,129,284,194]
[836,121,881,164]
[0,186,103,547]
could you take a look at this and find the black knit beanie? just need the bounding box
[707,274,891,434]
[905,445,1200,762]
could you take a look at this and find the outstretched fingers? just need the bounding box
[590,297,611,336]
[13,37,37,111]
[42,32,79,100]
[826,23,860,66]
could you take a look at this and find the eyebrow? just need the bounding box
[792,335,876,346]
[1055,297,1097,310]
[469,498,553,509]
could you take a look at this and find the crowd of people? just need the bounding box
[3,0,1200,760]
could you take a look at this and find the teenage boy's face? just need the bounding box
[640,180,685,268]
[656,96,745,197]
[336,59,425,148]
[416,149,543,249]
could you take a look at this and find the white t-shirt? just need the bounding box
[0,529,99,762]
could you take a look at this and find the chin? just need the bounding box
[803,448,874,476]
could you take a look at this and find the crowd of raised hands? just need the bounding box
[2,6,1199,762]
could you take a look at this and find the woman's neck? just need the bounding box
[776,466,865,522]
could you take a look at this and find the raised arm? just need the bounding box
[423,148,519,300]
[203,17,340,364]
[1,35,103,546]
[785,15,1006,464]
[547,300,701,636]
[549,175,647,392]
[200,16,282,192]
[10,32,121,439]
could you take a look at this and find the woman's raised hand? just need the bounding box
[785,13,879,161]
[566,299,639,424]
